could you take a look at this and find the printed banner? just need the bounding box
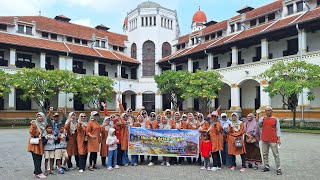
[128,127,199,157]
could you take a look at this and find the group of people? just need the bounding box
[28,98,282,179]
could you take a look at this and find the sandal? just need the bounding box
[277,169,282,175]
[261,167,270,172]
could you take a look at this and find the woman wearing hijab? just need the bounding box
[148,114,160,166]
[87,111,101,170]
[244,113,261,170]
[208,111,223,171]
[101,116,113,167]
[65,112,79,170]
[220,113,232,167]
[28,112,47,179]
[186,113,199,164]
[76,113,88,173]
[197,113,210,166]
[227,112,246,172]
[159,116,172,167]
[120,112,131,166]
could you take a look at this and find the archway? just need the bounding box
[162,42,172,58]
[122,90,137,111]
[142,40,155,76]
[131,43,137,59]
[216,83,231,110]
[238,79,260,116]
[143,91,155,114]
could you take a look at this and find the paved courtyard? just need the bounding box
[0,129,319,180]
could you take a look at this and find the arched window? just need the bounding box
[131,43,137,59]
[162,42,172,58]
[142,40,155,76]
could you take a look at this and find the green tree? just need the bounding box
[73,75,114,111]
[0,70,13,97]
[13,68,77,113]
[154,70,190,111]
[184,70,224,114]
[256,60,320,127]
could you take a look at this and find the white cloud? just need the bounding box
[71,18,93,27]
[0,0,55,16]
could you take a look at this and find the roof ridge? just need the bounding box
[93,48,103,57]
[110,50,120,60]
[224,32,241,43]
[289,11,308,25]
[261,18,281,32]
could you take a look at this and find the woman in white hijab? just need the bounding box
[28,112,47,179]
[65,112,79,169]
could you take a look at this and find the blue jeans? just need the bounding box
[221,142,231,166]
[131,155,138,165]
[107,149,118,167]
[122,150,129,165]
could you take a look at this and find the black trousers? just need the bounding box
[78,154,87,170]
[178,157,184,164]
[212,151,222,168]
[140,155,145,163]
[186,157,192,164]
[89,152,97,166]
[32,153,43,175]
[151,156,158,163]
[67,155,79,168]
[230,154,246,168]
[101,157,107,166]
[197,153,202,165]
[116,145,123,165]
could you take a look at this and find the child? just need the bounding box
[200,133,212,171]
[55,124,69,174]
[106,128,119,171]
[43,124,56,175]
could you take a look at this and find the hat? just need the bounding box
[265,106,273,111]
[211,111,219,117]
[221,113,228,117]
[53,113,59,117]
[91,111,99,116]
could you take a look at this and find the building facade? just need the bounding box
[0,0,320,121]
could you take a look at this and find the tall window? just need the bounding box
[17,25,24,33]
[154,17,156,25]
[297,1,303,12]
[26,26,32,35]
[268,13,275,21]
[230,24,235,33]
[287,4,294,15]
[131,43,137,59]
[141,17,144,26]
[250,19,257,27]
[142,40,155,76]
[162,42,171,58]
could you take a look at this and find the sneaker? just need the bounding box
[148,162,154,166]
[166,162,171,167]
[114,165,120,169]
[217,167,222,170]
[240,168,246,172]
[88,166,94,171]
[230,166,236,171]
[107,167,113,171]
[211,167,217,171]
[261,166,270,172]
[160,161,165,166]
[79,169,84,173]
[61,166,69,171]
[200,166,206,170]
[36,174,47,179]
[58,168,64,174]
[253,165,258,170]
[277,169,282,175]
[248,163,253,168]
[134,163,138,166]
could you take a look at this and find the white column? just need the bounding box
[40,53,46,69]
[136,92,143,110]
[58,92,74,110]
[9,48,16,67]
[117,63,122,78]
[8,88,15,110]
[299,29,307,54]
[293,3,297,13]
[261,38,269,61]
[230,84,241,110]
[65,56,73,71]
[171,63,176,71]
[155,92,162,113]
[94,60,99,76]
[231,46,238,66]
[207,53,213,70]
[187,58,193,73]
[260,80,271,109]
[137,64,142,79]
[187,97,193,111]
[59,55,72,71]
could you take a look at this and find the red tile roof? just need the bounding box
[0,16,127,47]
[0,32,138,64]
[202,20,228,35]
[245,0,282,20]
[264,14,300,32]
[296,7,320,23]
[177,34,189,44]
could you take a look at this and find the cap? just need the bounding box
[53,113,59,117]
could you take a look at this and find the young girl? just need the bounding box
[44,124,55,175]
[106,128,119,170]
[198,113,210,166]
[200,133,212,170]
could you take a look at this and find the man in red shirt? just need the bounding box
[256,106,282,175]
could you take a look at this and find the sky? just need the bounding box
[0,0,274,35]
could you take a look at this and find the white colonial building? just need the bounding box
[0,0,320,121]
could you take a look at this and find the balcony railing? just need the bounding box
[16,61,35,68]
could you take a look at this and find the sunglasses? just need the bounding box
[211,115,218,118]
[81,116,86,118]
[166,112,171,114]
[150,115,155,117]
[222,116,226,118]
[127,110,132,112]
[142,113,146,115]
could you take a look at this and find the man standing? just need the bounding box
[47,107,67,135]
[256,106,282,175]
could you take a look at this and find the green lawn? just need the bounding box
[281,128,320,134]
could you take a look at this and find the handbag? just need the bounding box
[30,137,40,145]
[245,134,257,143]
[234,137,243,148]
